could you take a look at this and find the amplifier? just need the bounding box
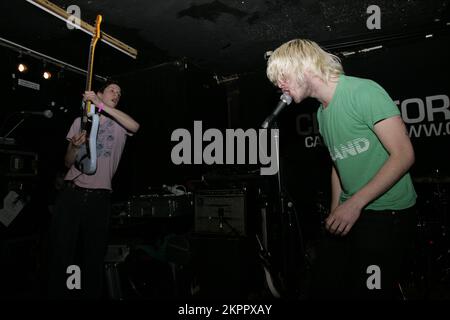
[0,149,38,177]
[128,193,193,218]
[194,189,246,236]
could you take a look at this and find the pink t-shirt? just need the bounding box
[64,116,127,190]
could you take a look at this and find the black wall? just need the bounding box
[1,34,449,246]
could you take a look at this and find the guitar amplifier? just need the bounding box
[128,193,193,218]
[0,149,38,177]
[194,189,246,236]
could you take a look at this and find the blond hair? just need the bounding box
[266,39,343,85]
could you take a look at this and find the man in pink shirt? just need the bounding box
[47,81,139,298]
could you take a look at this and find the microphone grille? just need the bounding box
[44,110,53,118]
[280,93,292,105]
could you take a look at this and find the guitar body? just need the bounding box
[74,15,102,175]
[75,104,100,175]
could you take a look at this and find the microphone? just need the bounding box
[20,110,53,118]
[261,93,292,129]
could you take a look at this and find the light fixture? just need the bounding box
[43,70,52,79]
[17,53,28,73]
[42,62,52,79]
[17,63,28,73]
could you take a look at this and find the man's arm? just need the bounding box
[64,131,86,168]
[326,115,414,235]
[101,104,140,133]
[84,91,140,133]
[330,165,342,212]
[351,115,414,208]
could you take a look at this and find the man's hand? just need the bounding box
[69,131,86,149]
[325,199,362,236]
[83,91,102,107]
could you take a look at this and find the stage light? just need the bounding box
[43,70,52,80]
[17,63,28,73]
[17,52,28,73]
[42,61,52,80]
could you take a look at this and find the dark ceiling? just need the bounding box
[1,0,449,78]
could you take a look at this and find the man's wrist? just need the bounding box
[70,142,81,150]
[349,194,367,211]
[97,102,105,112]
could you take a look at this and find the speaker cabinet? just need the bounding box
[194,189,246,236]
[0,149,38,177]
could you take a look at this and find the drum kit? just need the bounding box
[413,169,449,237]
[410,169,450,298]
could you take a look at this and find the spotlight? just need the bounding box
[17,63,28,73]
[17,53,28,73]
[43,70,52,80]
[42,62,52,80]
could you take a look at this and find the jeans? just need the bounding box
[47,183,111,299]
[309,205,417,300]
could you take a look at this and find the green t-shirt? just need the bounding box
[317,75,416,210]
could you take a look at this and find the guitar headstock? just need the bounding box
[93,15,102,44]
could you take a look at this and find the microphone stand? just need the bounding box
[272,121,289,295]
[1,111,52,143]
[0,113,27,144]
[266,120,303,298]
[3,118,26,139]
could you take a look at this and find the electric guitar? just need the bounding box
[75,15,102,175]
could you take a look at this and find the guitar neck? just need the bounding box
[81,48,94,132]
[85,43,95,92]
[80,14,102,133]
